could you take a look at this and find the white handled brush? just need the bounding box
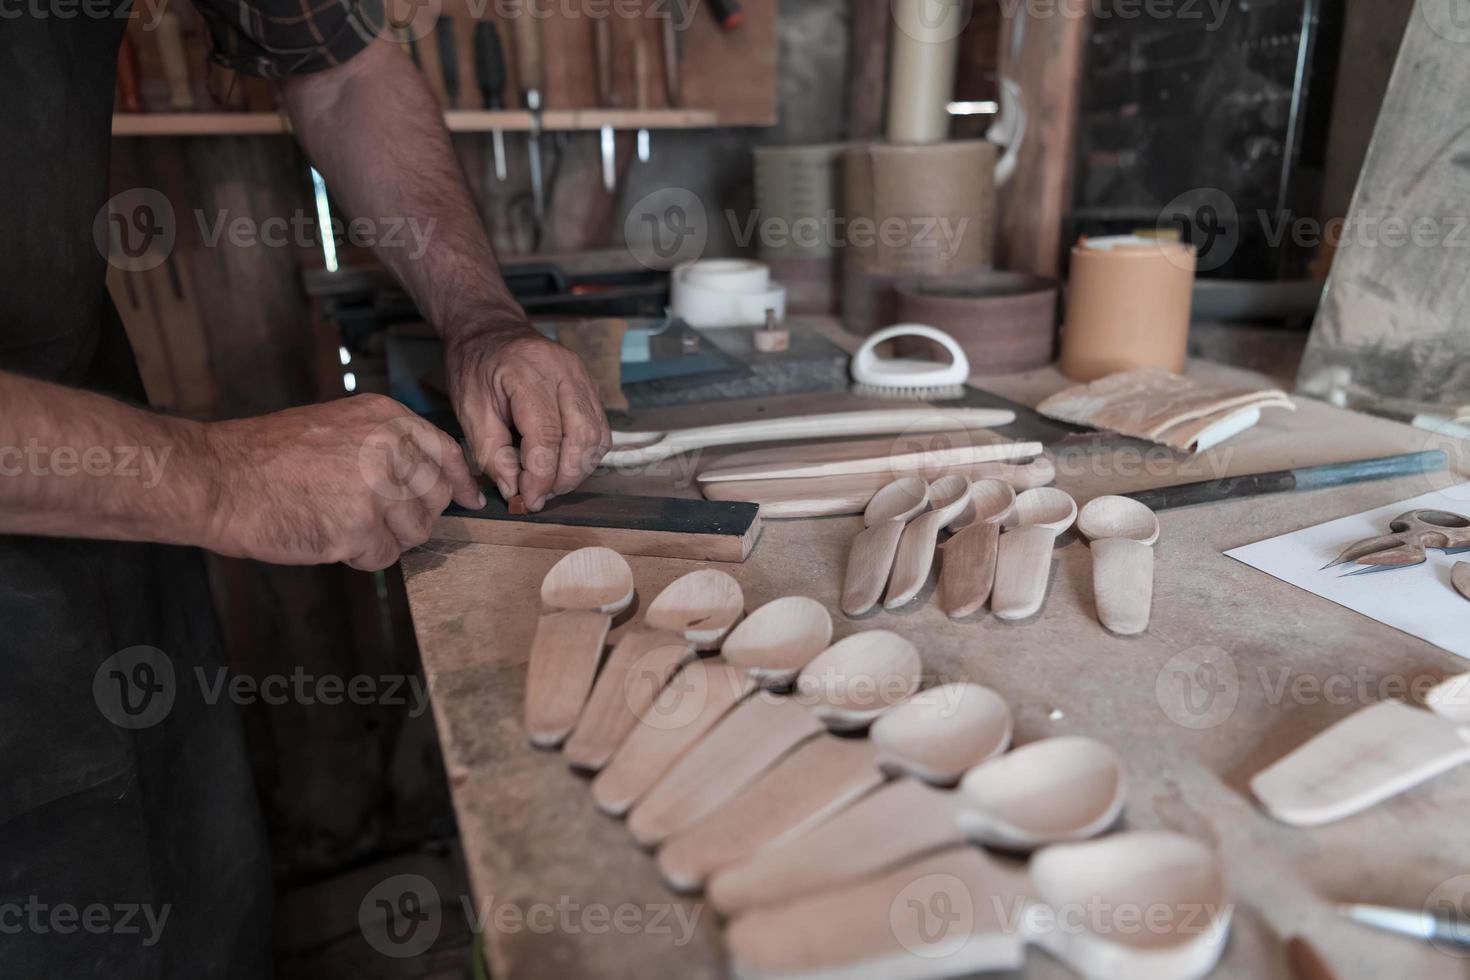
[851,324,970,400]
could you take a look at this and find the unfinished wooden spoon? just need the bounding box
[841,477,930,616]
[884,475,974,609]
[1455,561,1470,602]
[627,630,921,847]
[1251,700,1470,826]
[708,735,1124,916]
[726,832,1229,980]
[524,547,635,748]
[591,597,832,814]
[562,569,743,769]
[1079,495,1161,635]
[937,479,1016,618]
[656,682,1011,891]
[992,487,1078,621]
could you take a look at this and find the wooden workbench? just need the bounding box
[403,357,1470,980]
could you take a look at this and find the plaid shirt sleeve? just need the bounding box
[193,0,388,78]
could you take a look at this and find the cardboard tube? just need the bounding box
[886,0,962,144]
[1058,236,1196,382]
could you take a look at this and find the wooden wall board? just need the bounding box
[1298,0,1470,409]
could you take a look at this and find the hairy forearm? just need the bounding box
[0,371,217,544]
[280,40,525,344]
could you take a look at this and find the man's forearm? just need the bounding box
[280,41,523,344]
[0,371,217,544]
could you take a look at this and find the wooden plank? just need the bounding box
[112,108,719,137]
[432,492,761,562]
[846,0,888,140]
[992,3,1087,279]
[1297,1,1470,409]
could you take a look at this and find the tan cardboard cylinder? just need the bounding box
[886,0,961,143]
[1059,236,1197,381]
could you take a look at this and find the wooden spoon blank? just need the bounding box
[992,525,1061,621]
[523,609,613,748]
[725,847,1032,980]
[562,629,690,770]
[591,659,754,816]
[707,777,961,916]
[1251,700,1470,826]
[794,631,922,731]
[655,736,885,892]
[1091,537,1155,635]
[627,695,825,847]
[841,521,905,616]
[697,439,1043,483]
[937,522,1001,619]
[1454,561,1470,602]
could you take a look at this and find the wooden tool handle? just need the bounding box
[508,0,545,96]
[939,521,1001,618]
[707,778,962,916]
[523,610,611,748]
[606,408,1017,467]
[593,659,754,816]
[592,16,615,106]
[656,737,883,891]
[1091,538,1154,635]
[991,526,1059,621]
[155,12,194,111]
[562,628,690,770]
[628,696,825,848]
[116,34,143,112]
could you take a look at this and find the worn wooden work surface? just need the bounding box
[403,356,1470,980]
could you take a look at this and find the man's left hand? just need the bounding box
[445,325,612,511]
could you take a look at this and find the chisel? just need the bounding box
[509,0,546,226]
[436,15,460,106]
[660,11,680,108]
[593,16,617,192]
[474,20,508,181]
[634,39,651,163]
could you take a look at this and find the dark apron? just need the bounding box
[0,10,272,978]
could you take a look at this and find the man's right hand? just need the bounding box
[202,394,484,571]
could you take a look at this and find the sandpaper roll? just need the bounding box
[894,272,1059,375]
[842,141,995,278]
[753,143,851,261]
[1058,235,1196,382]
[840,261,898,335]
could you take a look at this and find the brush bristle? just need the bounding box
[851,382,966,401]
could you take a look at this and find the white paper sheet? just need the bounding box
[1225,483,1470,658]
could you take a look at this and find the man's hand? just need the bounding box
[445,325,611,512]
[203,395,484,570]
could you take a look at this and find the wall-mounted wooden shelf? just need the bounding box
[111,108,721,138]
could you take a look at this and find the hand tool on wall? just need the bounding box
[707,0,743,29]
[592,16,617,192]
[660,11,681,108]
[474,20,508,182]
[634,38,652,163]
[155,11,193,110]
[436,16,460,107]
[116,34,142,112]
[509,1,547,227]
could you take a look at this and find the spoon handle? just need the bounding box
[725,846,1031,980]
[938,522,1001,618]
[592,659,755,816]
[562,627,690,770]
[1092,538,1154,635]
[628,695,825,847]
[524,610,611,748]
[841,521,905,616]
[884,511,946,609]
[707,778,962,917]
[656,736,884,891]
[992,526,1060,621]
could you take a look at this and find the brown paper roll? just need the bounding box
[1058,236,1196,382]
[842,141,995,278]
[895,272,1059,375]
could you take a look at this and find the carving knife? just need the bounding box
[510,1,546,226]
[436,16,460,107]
[593,16,617,192]
[474,20,508,181]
